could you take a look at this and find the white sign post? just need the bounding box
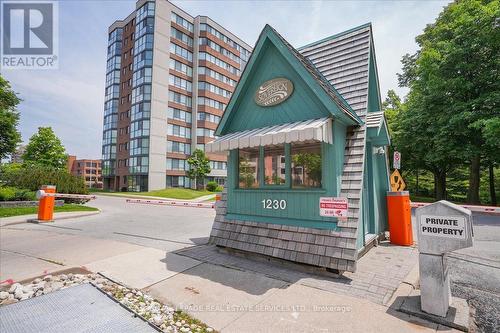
[393,151,401,170]
[320,197,348,219]
[416,201,473,317]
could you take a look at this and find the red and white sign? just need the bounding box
[320,197,348,218]
[393,151,401,170]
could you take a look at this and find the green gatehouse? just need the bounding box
[206,23,391,273]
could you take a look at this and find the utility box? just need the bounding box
[37,185,56,222]
[386,191,413,246]
[416,200,473,317]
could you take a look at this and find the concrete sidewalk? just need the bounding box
[0,226,457,332]
[0,210,100,227]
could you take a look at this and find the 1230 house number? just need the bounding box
[261,199,287,210]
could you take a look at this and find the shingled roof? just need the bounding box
[263,25,361,124]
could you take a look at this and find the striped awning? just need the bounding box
[205,117,332,153]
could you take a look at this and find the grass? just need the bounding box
[0,204,98,218]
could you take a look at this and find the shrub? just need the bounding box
[206,181,218,192]
[0,186,36,201]
[0,187,16,201]
[0,165,87,203]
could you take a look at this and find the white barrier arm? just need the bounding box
[36,190,97,200]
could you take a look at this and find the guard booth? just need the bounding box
[206,24,391,273]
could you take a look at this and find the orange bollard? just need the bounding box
[386,191,413,246]
[215,194,221,201]
[37,185,56,222]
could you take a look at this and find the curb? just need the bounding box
[0,210,101,227]
[386,261,419,308]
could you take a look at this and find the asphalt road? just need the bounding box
[4,195,215,252]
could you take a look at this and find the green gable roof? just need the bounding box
[216,24,362,136]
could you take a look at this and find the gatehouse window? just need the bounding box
[238,148,259,188]
[291,142,322,188]
[264,145,286,185]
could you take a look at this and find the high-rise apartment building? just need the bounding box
[102,0,252,191]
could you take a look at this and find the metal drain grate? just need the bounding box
[0,284,157,333]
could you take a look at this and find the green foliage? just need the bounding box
[0,164,87,202]
[23,127,67,169]
[394,0,500,202]
[0,186,36,201]
[186,149,211,188]
[205,181,218,192]
[0,76,21,160]
[292,152,322,186]
[239,157,256,188]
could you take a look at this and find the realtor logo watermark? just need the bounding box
[1,1,58,69]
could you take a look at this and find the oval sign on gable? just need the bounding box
[254,78,294,107]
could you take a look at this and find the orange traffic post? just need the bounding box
[37,185,56,222]
[386,191,413,246]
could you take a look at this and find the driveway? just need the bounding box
[1,195,215,252]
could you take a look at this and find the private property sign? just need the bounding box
[320,197,348,219]
[420,215,466,239]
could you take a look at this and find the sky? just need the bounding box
[2,0,452,159]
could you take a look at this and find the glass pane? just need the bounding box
[264,145,286,185]
[238,148,259,188]
[291,143,322,188]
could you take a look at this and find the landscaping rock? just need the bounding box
[0,291,9,300]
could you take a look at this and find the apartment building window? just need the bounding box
[129,156,149,174]
[130,138,149,155]
[199,52,238,75]
[136,2,155,22]
[199,37,239,63]
[170,27,193,47]
[131,85,152,104]
[197,112,220,124]
[167,107,192,123]
[196,144,205,151]
[168,124,191,139]
[196,128,215,138]
[102,130,117,145]
[169,74,192,92]
[198,81,231,98]
[167,176,191,188]
[198,97,226,110]
[105,70,120,87]
[102,145,116,160]
[103,114,117,131]
[167,141,191,155]
[134,33,154,54]
[210,161,227,170]
[169,59,192,77]
[198,67,236,87]
[171,12,193,33]
[130,120,150,138]
[167,158,188,170]
[199,23,246,53]
[131,102,151,121]
[170,43,192,62]
[134,50,153,70]
[132,67,152,86]
[136,17,154,38]
[169,91,192,107]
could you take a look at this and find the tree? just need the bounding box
[0,76,21,160]
[186,149,211,189]
[23,127,67,169]
[397,0,500,203]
